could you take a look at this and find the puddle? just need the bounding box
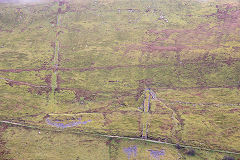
[123,145,137,159]
[45,118,91,129]
[1,125,237,159]
[148,149,165,159]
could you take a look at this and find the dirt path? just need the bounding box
[0,77,48,88]
[0,67,52,73]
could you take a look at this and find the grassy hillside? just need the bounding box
[0,0,240,159]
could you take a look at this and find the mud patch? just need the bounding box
[28,86,51,95]
[73,89,97,102]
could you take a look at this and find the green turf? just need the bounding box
[0,0,240,159]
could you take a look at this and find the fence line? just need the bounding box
[0,120,239,155]
[158,98,240,107]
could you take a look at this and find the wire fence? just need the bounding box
[158,98,240,107]
[0,120,239,155]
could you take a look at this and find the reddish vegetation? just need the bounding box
[125,42,186,54]
[40,61,51,69]
[28,87,51,95]
[1,56,239,75]
[102,112,112,126]
[0,124,12,160]
[135,79,153,100]
[174,105,191,111]
[56,74,65,92]
[84,106,112,114]
[57,63,170,72]
[0,67,52,73]
[1,3,239,110]
[69,89,97,102]
[51,42,56,49]
[204,4,240,38]
[2,78,47,88]
[58,8,62,14]
[56,31,63,37]
[228,108,240,113]
[0,124,8,133]
[58,52,62,65]
[215,4,240,22]
[192,109,208,115]
[0,28,13,33]
[57,0,72,14]
[152,84,239,91]
[0,77,51,95]
[142,44,185,53]
[58,0,64,6]
[181,57,240,66]
[44,74,52,87]
[125,4,240,56]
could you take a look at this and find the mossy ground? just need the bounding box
[0,0,240,159]
[1,124,239,160]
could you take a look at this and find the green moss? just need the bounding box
[1,0,240,158]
